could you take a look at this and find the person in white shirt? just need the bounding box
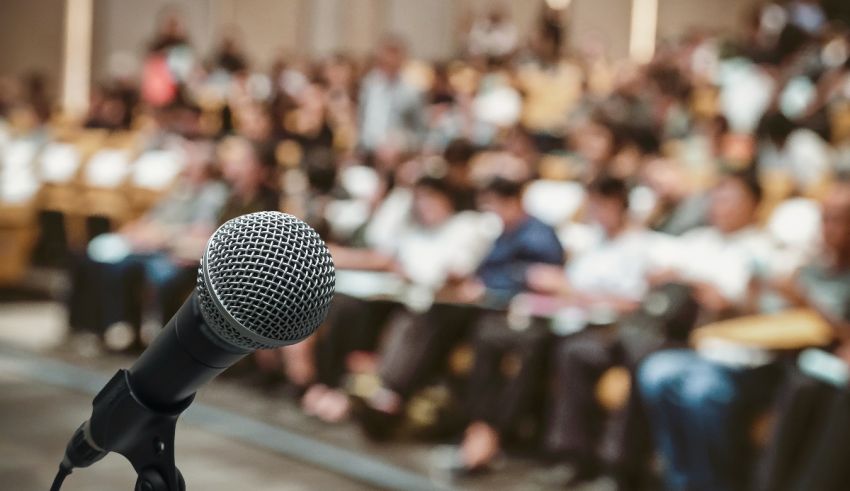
[528,176,674,487]
[653,170,771,316]
[302,176,494,422]
[527,176,666,313]
[358,35,425,168]
[757,112,833,192]
[453,176,668,478]
[545,172,770,488]
[465,8,519,60]
[636,172,788,491]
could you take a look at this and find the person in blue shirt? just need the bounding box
[351,177,565,439]
[475,177,568,304]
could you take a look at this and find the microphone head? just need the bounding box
[196,211,335,351]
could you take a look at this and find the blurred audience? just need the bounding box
[68,137,227,349]
[5,1,850,489]
[756,180,850,490]
[351,177,564,439]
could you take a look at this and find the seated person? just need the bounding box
[68,137,227,349]
[754,181,850,491]
[215,136,281,222]
[635,172,803,491]
[351,177,564,436]
[451,175,663,476]
[536,175,686,488]
[640,156,708,236]
[302,176,494,422]
[212,137,295,377]
[650,170,772,321]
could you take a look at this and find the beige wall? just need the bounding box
[91,0,215,81]
[657,0,756,41]
[0,0,64,82]
[0,0,761,97]
[569,0,633,59]
[214,0,304,66]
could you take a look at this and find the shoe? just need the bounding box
[71,332,103,358]
[428,444,499,479]
[139,319,162,346]
[349,395,402,441]
[103,322,135,352]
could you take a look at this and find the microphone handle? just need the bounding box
[128,291,248,411]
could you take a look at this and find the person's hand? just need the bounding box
[455,278,485,304]
[647,268,680,287]
[122,222,167,253]
[169,231,209,266]
[693,282,732,313]
[375,143,402,172]
[835,341,850,367]
[769,273,805,306]
[526,264,569,295]
[389,260,409,281]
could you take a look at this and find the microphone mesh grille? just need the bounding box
[197,211,335,350]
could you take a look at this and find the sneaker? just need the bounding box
[71,332,103,358]
[139,319,162,346]
[103,321,136,352]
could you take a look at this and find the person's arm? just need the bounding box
[525,263,571,296]
[690,280,741,315]
[572,291,640,315]
[168,223,217,265]
[120,218,169,253]
[328,244,396,271]
[775,272,850,342]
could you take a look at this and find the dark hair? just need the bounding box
[774,24,811,64]
[587,175,630,208]
[481,177,524,199]
[303,147,337,194]
[757,111,795,144]
[443,138,476,167]
[415,175,455,202]
[720,169,763,204]
[251,140,278,169]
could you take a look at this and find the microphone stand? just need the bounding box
[71,369,190,490]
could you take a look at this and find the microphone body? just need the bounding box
[128,291,246,410]
[57,212,336,490]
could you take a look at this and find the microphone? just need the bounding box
[54,212,335,491]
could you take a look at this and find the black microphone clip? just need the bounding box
[64,369,192,491]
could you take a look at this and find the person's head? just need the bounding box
[322,54,355,92]
[444,138,476,167]
[572,118,616,165]
[236,103,273,142]
[443,138,476,185]
[586,175,630,236]
[758,111,795,148]
[219,137,275,198]
[157,10,186,40]
[641,157,690,203]
[478,177,526,227]
[820,181,850,262]
[412,176,456,228]
[375,35,408,77]
[303,146,337,195]
[180,137,216,185]
[709,170,762,234]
